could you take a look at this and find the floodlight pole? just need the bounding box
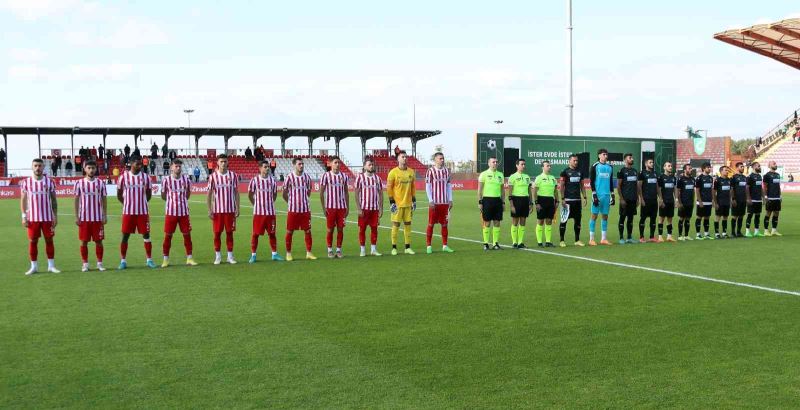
[566,0,574,136]
[184,109,194,154]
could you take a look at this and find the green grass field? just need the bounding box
[2,190,799,408]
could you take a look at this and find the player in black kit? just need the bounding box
[762,160,782,237]
[730,162,748,238]
[637,158,659,243]
[558,154,587,247]
[713,165,732,239]
[617,153,639,244]
[676,164,696,241]
[745,162,764,238]
[656,161,677,242]
[694,162,714,240]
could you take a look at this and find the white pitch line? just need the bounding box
[77,201,800,298]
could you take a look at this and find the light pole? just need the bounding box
[183,109,194,154]
[566,0,574,136]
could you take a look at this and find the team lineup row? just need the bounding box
[19,151,453,275]
[476,149,784,249]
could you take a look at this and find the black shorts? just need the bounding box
[481,197,503,222]
[564,200,582,221]
[696,203,712,218]
[716,205,730,217]
[536,197,556,220]
[640,202,658,219]
[731,202,747,217]
[766,199,782,212]
[509,196,530,218]
[747,201,763,214]
[619,198,638,217]
[678,202,694,218]
[659,202,675,218]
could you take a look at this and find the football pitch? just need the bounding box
[2,190,799,408]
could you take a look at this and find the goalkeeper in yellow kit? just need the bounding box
[387,151,417,255]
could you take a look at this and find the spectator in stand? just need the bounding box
[278,173,284,182]
[245,146,253,159]
[133,147,141,158]
[75,155,83,173]
[207,158,214,175]
[161,143,168,158]
[168,149,177,161]
[98,144,104,160]
[788,173,794,182]
[269,158,277,176]
[91,146,97,159]
[150,142,159,159]
[193,166,201,182]
[124,144,131,158]
[162,159,170,176]
[149,158,157,174]
[65,159,73,176]
[0,148,6,163]
[254,148,264,162]
[50,160,58,176]
[142,156,150,173]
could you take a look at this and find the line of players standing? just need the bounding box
[475,148,783,249]
[19,151,455,275]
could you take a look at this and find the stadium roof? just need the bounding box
[0,126,440,143]
[714,18,800,70]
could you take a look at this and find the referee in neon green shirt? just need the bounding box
[507,159,532,248]
[533,160,560,247]
[478,156,505,250]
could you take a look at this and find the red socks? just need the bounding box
[426,225,434,246]
[442,225,448,246]
[80,244,89,263]
[251,235,259,253]
[95,244,103,263]
[326,230,333,248]
[144,241,152,259]
[371,225,378,245]
[213,233,222,252]
[336,230,343,248]
[358,226,366,246]
[29,241,38,261]
[304,230,313,252]
[225,232,234,252]
[285,231,293,252]
[44,238,54,259]
[183,234,192,255]
[268,233,276,252]
[163,234,172,257]
[120,242,128,259]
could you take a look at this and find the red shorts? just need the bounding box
[325,208,347,229]
[165,215,192,234]
[253,215,277,236]
[121,214,150,235]
[27,221,55,240]
[286,211,311,231]
[428,204,450,225]
[78,221,105,242]
[212,213,236,234]
[358,209,380,228]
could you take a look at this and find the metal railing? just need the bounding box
[751,108,800,157]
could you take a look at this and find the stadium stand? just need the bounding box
[369,152,428,179]
[754,127,800,173]
[677,136,730,169]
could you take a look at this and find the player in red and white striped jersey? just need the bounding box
[248,160,282,263]
[206,154,240,264]
[425,152,454,254]
[74,161,107,272]
[320,156,350,258]
[354,158,384,257]
[282,158,316,261]
[116,157,155,269]
[20,158,60,275]
[160,159,197,267]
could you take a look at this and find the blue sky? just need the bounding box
[1,0,799,172]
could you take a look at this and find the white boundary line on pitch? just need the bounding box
[66,201,800,298]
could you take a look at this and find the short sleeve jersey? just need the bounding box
[677,175,695,205]
[763,171,781,199]
[747,173,763,201]
[507,172,531,197]
[617,167,639,201]
[658,174,676,204]
[534,173,558,198]
[560,168,583,201]
[714,176,731,206]
[478,169,504,198]
[731,174,748,202]
[695,174,714,204]
[638,169,659,203]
